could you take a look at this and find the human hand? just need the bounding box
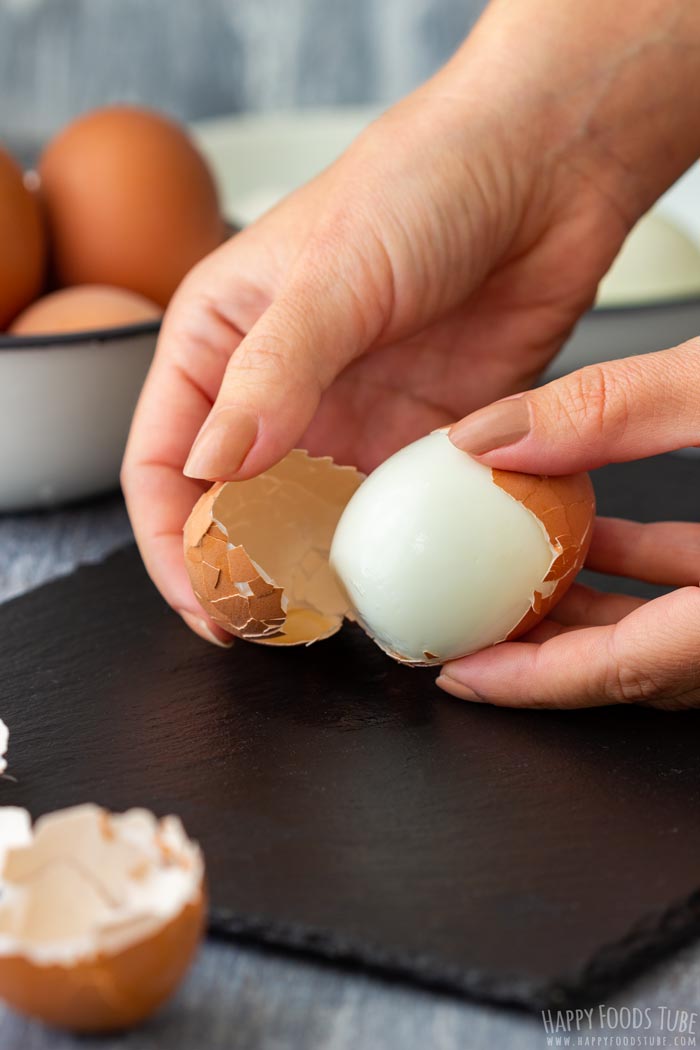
[440,338,700,710]
[122,0,700,644]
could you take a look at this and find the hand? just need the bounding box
[122,0,700,645]
[440,338,700,710]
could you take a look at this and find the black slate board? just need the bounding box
[2,453,700,1010]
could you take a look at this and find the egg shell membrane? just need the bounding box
[0,805,205,1033]
[0,894,205,1033]
[184,451,364,646]
[493,469,596,641]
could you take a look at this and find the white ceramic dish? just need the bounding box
[0,322,158,512]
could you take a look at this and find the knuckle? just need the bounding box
[606,660,664,704]
[603,623,662,703]
[229,330,323,399]
[549,363,634,442]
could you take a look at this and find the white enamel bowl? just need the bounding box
[0,321,158,511]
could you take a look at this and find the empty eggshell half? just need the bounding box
[330,431,595,664]
[0,804,205,1033]
[184,450,364,645]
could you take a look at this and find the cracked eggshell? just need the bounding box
[184,450,364,645]
[0,804,205,1033]
[329,431,595,665]
[493,468,595,639]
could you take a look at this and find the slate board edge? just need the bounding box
[7,544,700,1012]
[209,883,700,1011]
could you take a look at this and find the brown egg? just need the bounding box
[38,106,225,307]
[9,284,161,336]
[0,148,46,328]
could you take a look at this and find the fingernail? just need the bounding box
[436,674,486,703]
[184,408,258,480]
[449,396,530,456]
[179,609,233,648]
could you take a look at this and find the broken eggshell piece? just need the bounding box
[0,804,205,1033]
[184,450,364,645]
[329,431,595,665]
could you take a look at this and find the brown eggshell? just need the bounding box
[38,105,226,307]
[9,284,161,336]
[0,148,46,328]
[0,893,205,1033]
[184,451,364,645]
[493,469,596,640]
[0,805,205,1033]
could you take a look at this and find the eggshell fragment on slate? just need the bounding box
[0,804,205,1033]
[184,451,364,645]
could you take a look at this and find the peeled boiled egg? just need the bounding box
[0,804,204,1033]
[0,147,46,328]
[330,430,594,663]
[38,106,225,307]
[184,433,594,663]
[9,284,161,336]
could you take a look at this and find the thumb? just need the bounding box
[184,256,383,482]
[449,339,700,474]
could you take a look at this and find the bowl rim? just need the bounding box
[0,290,698,350]
[0,317,161,350]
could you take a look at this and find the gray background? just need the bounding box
[0,0,481,156]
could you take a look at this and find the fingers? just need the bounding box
[438,586,700,709]
[122,252,252,645]
[183,238,393,483]
[121,458,231,649]
[587,517,700,586]
[544,581,645,626]
[448,337,700,473]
